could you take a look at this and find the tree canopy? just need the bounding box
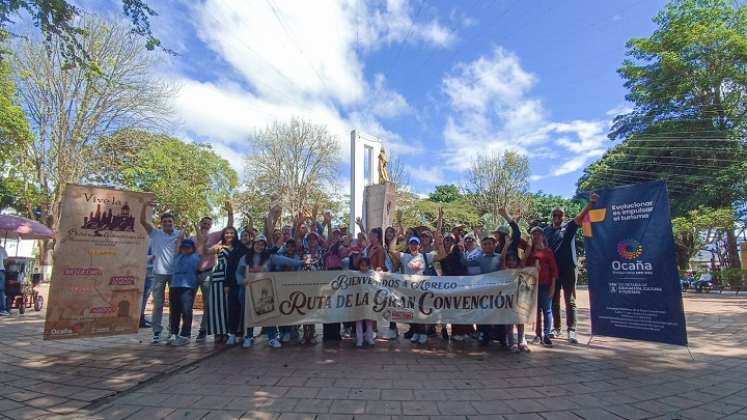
[578,0,747,267]
[0,0,164,64]
[429,184,461,203]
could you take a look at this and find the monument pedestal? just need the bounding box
[363,182,396,232]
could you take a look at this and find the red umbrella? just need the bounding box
[0,214,54,240]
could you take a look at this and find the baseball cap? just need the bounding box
[255,234,268,243]
[495,225,509,235]
[180,239,196,249]
[408,236,421,244]
[529,226,544,235]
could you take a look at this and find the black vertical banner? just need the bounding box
[584,181,688,346]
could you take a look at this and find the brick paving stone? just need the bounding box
[284,387,320,399]
[538,412,583,420]
[572,408,624,420]
[2,407,49,420]
[329,399,366,414]
[401,401,441,416]
[365,400,402,415]
[381,390,414,401]
[163,408,211,419]
[603,404,655,420]
[505,399,547,413]
[294,398,333,413]
[123,406,176,419]
[348,388,381,400]
[317,388,350,399]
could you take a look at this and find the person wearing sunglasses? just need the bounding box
[543,192,599,344]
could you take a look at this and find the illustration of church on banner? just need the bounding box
[349,130,397,235]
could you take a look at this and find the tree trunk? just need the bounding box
[726,227,741,269]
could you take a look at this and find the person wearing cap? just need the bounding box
[235,233,306,348]
[388,234,440,345]
[461,234,504,347]
[525,226,559,347]
[463,233,482,276]
[167,239,201,346]
[140,202,184,344]
[543,192,598,344]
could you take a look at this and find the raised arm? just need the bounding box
[432,230,448,262]
[574,192,599,226]
[139,201,155,234]
[355,217,367,241]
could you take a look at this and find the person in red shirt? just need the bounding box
[524,226,559,347]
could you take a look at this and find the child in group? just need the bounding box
[501,240,530,352]
[524,226,559,347]
[168,239,201,346]
[236,234,306,348]
[354,257,376,348]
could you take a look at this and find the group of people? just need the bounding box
[139,192,599,352]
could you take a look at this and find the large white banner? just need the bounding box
[245,267,538,327]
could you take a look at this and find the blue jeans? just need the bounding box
[535,284,554,338]
[0,271,6,312]
[140,271,153,323]
[238,286,278,340]
[151,274,171,335]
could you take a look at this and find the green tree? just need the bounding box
[114,132,238,229]
[10,17,172,235]
[0,1,165,64]
[526,192,584,228]
[463,151,530,229]
[671,207,735,269]
[429,184,461,203]
[578,0,747,267]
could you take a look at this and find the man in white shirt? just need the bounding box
[140,202,183,343]
[0,244,7,316]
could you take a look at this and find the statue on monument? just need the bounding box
[378,147,391,184]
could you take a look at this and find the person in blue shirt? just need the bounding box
[168,239,201,346]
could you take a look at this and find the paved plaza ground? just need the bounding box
[1,285,747,420]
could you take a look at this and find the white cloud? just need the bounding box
[356,0,457,49]
[440,47,612,177]
[408,164,446,186]
[165,0,435,166]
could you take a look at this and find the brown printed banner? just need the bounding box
[244,267,539,327]
[44,184,153,340]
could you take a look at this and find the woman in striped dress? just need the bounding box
[207,227,244,343]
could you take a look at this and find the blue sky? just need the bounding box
[85,0,666,198]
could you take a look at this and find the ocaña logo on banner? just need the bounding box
[612,239,652,272]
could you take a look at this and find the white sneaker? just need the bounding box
[268,338,282,348]
[385,328,398,340]
[174,336,189,346]
[410,333,420,343]
[167,334,177,345]
[365,333,376,346]
[242,336,254,348]
[226,334,237,345]
[343,327,352,339]
[418,334,428,345]
[568,330,578,344]
[152,333,161,343]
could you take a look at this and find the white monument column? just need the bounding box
[350,130,381,236]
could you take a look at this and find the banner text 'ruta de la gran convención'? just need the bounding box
[44,184,152,340]
[244,267,539,327]
[583,180,687,346]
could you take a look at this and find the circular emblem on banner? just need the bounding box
[617,239,643,260]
